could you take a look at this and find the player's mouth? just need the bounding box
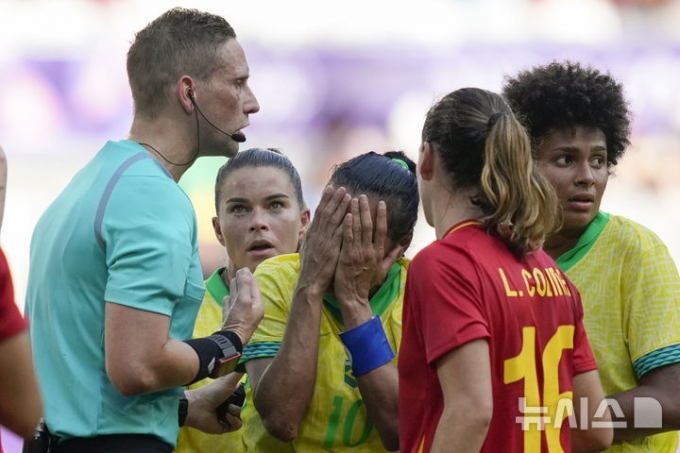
[247,240,275,256]
[567,193,595,211]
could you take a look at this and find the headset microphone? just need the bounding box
[187,89,246,143]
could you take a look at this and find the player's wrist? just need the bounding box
[339,315,394,376]
[293,281,326,304]
[335,300,372,330]
[217,324,246,344]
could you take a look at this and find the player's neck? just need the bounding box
[543,228,584,261]
[432,190,483,240]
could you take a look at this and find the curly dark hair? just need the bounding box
[502,60,632,168]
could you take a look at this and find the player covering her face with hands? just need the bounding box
[240,150,418,452]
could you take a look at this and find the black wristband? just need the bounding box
[184,337,223,384]
[178,394,188,427]
[184,331,242,385]
[211,330,243,354]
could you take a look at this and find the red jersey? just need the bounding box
[0,247,28,453]
[399,221,597,453]
[0,247,26,341]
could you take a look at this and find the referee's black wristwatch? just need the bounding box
[184,329,243,385]
[208,332,242,378]
[178,394,188,427]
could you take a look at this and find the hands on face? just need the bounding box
[297,186,352,294]
[300,187,405,324]
[334,195,405,327]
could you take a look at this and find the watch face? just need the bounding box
[210,352,242,379]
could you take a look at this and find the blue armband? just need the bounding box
[339,315,395,376]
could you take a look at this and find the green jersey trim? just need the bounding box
[205,267,230,308]
[322,262,402,326]
[556,211,610,272]
[634,344,680,378]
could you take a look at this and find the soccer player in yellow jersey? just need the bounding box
[175,148,310,453]
[240,151,419,452]
[504,60,680,452]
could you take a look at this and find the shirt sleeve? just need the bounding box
[101,173,197,316]
[410,245,489,366]
[241,257,297,362]
[625,235,680,377]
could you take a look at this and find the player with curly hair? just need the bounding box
[504,60,680,452]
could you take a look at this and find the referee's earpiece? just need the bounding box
[187,88,195,100]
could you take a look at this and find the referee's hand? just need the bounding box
[184,372,243,434]
[221,267,264,346]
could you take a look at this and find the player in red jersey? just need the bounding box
[0,146,42,451]
[398,87,612,453]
